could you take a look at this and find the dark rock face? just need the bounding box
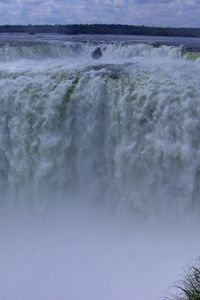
[92,47,102,59]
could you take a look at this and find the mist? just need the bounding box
[0,201,199,300]
[0,35,200,300]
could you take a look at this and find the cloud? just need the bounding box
[0,0,199,27]
[24,1,46,5]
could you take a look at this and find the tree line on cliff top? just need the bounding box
[1,24,200,37]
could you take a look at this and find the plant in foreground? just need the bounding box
[167,261,200,300]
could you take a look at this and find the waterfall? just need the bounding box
[0,41,200,218]
[0,36,200,300]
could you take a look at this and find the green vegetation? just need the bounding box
[64,76,79,104]
[184,52,200,61]
[1,24,200,38]
[169,262,200,300]
[58,76,79,124]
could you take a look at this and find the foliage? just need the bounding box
[167,262,200,300]
[1,24,200,38]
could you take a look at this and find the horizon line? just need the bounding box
[0,24,199,30]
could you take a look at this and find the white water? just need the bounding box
[0,40,200,300]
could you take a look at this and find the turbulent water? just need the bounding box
[0,35,200,300]
[0,37,200,216]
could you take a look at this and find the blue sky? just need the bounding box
[0,0,199,27]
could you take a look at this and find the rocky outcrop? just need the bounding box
[92,47,102,59]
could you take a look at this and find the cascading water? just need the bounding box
[0,36,200,300]
[0,40,200,217]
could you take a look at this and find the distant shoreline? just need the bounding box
[1,24,200,38]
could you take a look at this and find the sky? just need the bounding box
[0,0,200,27]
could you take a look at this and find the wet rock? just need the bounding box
[151,42,161,48]
[92,47,102,59]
